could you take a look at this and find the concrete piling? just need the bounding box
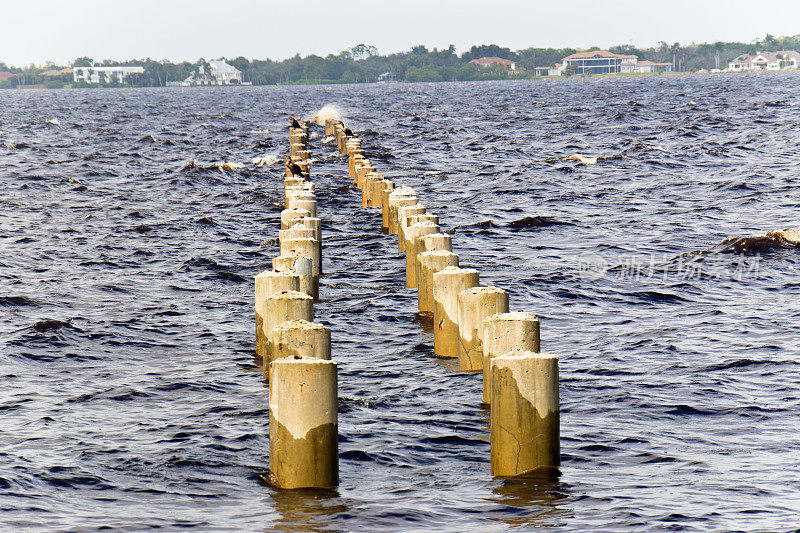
[417,250,459,315]
[279,238,321,299]
[267,319,331,372]
[482,312,541,404]
[397,204,426,252]
[456,286,509,372]
[405,220,440,288]
[373,179,394,210]
[418,232,453,254]
[387,188,417,235]
[286,198,318,218]
[281,207,311,230]
[262,290,314,363]
[269,357,338,489]
[273,255,315,298]
[490,351,559,477]
[254,271,301,360]
[433,266,479,357]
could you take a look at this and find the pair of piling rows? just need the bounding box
[254,123,337,489]
[327,118,560,478]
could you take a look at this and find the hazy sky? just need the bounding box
[2,0,799,66]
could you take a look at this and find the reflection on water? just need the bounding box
[489,471,572,528]
[264,483,350,532]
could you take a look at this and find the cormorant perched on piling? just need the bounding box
[344,126,355,137]
[284,156,306,178]
[289,117,302,129]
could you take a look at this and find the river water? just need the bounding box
[1,73,799,531]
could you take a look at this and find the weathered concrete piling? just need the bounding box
[281,207,311,230]
[417,250,459,315]
[269,357,338,489]
[397,204,426,252]
[433,266,479,357]
[405,220,440,288]
[387,188,418,235]
[255,271,301,360]
[456,287,509,372]
[279,238,321,299]
[490,351,559,476]
[482,312,541,404]
[262,290,314,364]
[268,319,331,372]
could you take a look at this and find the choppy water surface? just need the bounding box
[2,73,800,531]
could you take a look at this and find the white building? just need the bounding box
[73,66,144,84]
[208,60,242,84]
[728,51,800,71]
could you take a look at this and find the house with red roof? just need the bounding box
[469,57,516,71]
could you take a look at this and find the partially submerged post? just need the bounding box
[387,188,417,235]
[267,319,331,372]
[269,357,338,489]
[273,255,315,299]
[281,207,311,230]
[482,312,541,404]
[418,232,452,254]
[417,250,459,315]
[397,204,426,252]
[262,290,314,363]
[254,271,300,360]
[490,351,559,477]
[405,220,440,288]
[279,238,321,299]
[433,266,479,357]
[457,286,509,372]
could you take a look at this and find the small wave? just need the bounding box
[507,216,568,229]
[180,160,244,173]
[716,229,800,254]
[0,295,37,307]
[313,104,343,125]
[252,154,280,167]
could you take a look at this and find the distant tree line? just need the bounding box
[2,34,799,89]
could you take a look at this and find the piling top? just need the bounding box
[272,319,329,333]
[270,290,313,301]
[256,270,299,281]
[437,265,479,276]
[422,232,451,240]
[492,351,559,415]
[419,249,458,259]
[411,220,438,229]
[460,285,507,297]
[390,186,416,197]
[485,311,539,323]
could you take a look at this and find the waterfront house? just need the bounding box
[550,50,671,75]
[208,60,242,84]
[728,51,800,71]
[469,57,516,71]
[73,66,144,84]
[0,71,15,81]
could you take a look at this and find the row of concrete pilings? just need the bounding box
[256,117,559,490]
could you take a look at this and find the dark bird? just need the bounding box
[344,127,355,137]
[284,156,306,178]
[289,117,301,128]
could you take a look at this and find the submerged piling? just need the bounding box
[433,266,479,357]
[482,312,541,404]
[490,351,559,477]
[254,271,300,360]
[417,250,459,315]
[262,290,314,364]
[456,286,509,372]
[269,357,338,489]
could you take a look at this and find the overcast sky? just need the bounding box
[2,0,799,66]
